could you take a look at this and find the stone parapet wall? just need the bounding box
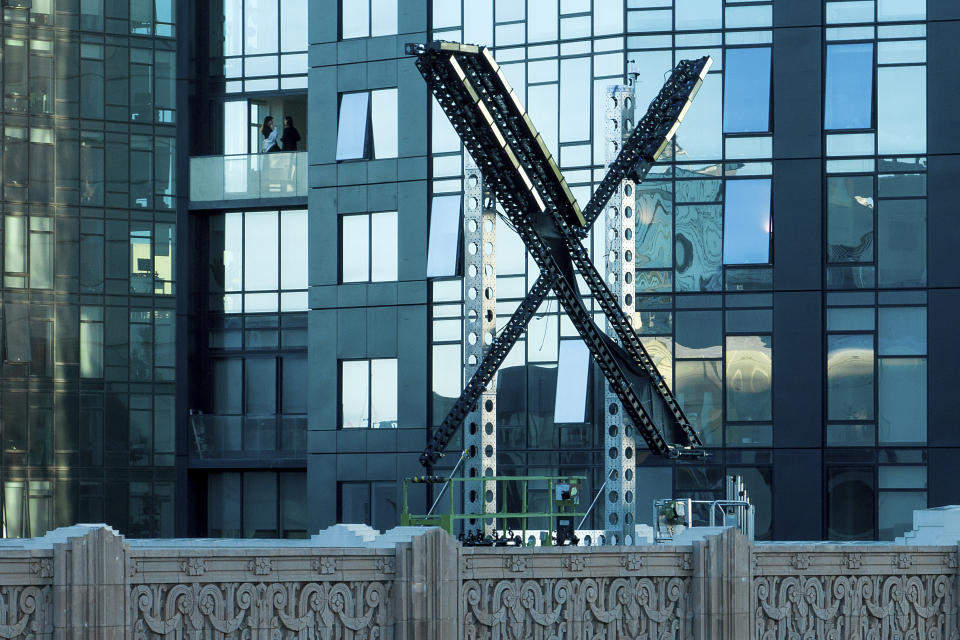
[0,524,955,638]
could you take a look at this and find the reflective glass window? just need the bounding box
[877,199,926,288]
[676,360,723,445]
[340,358,397,428]
[825,43,874,130]
[280,210,308,290]
[878,307,926,356]
[336,92,370,161]
[427,195,462,278]
[878,0,925,22]
[675,310,722,358]
[878,357,926,444]
[827,334,874,421]
[827,176,874,263]
[80,307,104,379]
[243,472,278,536]
[370,211,398,281]
[723,48,771,134]
[676,205,722,291]
[554,339,589,423]
[725,336,772,422]
[723,179,771,265]
[878,491,925,540]
[675,75,721,160]
[371,88,398,159]
[370,359,398,428]
[341,215,370,282]
[244,211,279,291]
[828,468,875,540]
[877,66,926,155]
[341,360,369,428]
[676,0,722,30]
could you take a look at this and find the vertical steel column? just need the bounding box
[603,85,638,544]
[463,155,497,534]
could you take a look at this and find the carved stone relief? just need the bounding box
[461,576,691,639]
[0,586,52,639]
[131,580,391,639]
[755,574,959,640]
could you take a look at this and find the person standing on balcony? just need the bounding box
[281,116,301,151]
[261,116,280,152]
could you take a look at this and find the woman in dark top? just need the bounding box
[281,116,302,151]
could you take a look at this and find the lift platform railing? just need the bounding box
[407,41,710,467]
[401,474,586,545]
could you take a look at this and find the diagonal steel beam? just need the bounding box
[413,41,711,467]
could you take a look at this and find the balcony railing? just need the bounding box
[189,152,307,202]
[189,413,307,460]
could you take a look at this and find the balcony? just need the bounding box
[188,413,307,463]
[189,152,307,206]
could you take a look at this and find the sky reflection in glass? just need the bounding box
[825,43,874,130]
[723,48,771,133]
[723,179,771,265]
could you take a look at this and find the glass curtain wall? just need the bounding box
[822,0,928,541]
[427,0,776,537]
[0,0,178,537]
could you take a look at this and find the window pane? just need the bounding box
[554,339,589,423]
[676,0,722,30]
[878,0,925,22]
[827,176,874,263]
[827,307,875,331]
[245,358,277,415]
[223,212,244,291]
[5,304,31,362]
[675,360,723,445]
[280,0,308,52]
[878,307,926,355]
[635,181,673,269]
[675,205,722,291]
[224,101,247,154]
[5,216,27,274]
[878,66,926,155]
[828,468,875,540]
[371,482,397,531]
[244,211,279,291]
[371,88,398,159]
[370,359,397,428]
[208,472,241,536]
[725,336,772,421]
[340,482,370,524]
[80,308,104,379]
[878,357,926,444]
[427,195,462,278]
[827,334,874,421]
[342,0,370,38]
[280,209,308,290]
[370,0,397,37]
[341,360,370,428]
[560,57,590,142]
[280,472,307,537]
[675,73,721,160]
[341,215,370,282]
[371,211,398,281]
[29,228,53,289]
[878,491,925,541]
[877,199,926,288]
[723,179,771,265]
[723,48,771,133]
[212,358,242,414]
[245,0,279,54]
[282,356,307,414]
[243,472,278,537]
[336,92,369,161]
[432,343,461,423]
[675,310,722,358]
[825,43,874,130]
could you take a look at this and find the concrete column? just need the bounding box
[394,528,459,639]
[51,524,127,639]
[691,527,752,639]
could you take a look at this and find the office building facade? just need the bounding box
[3,0,959,540]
